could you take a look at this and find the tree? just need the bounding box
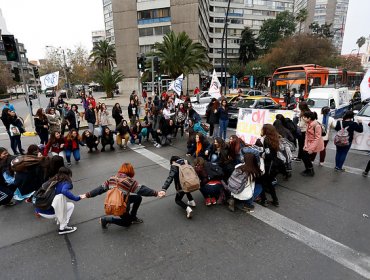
[244,61,269,84]
[257,11,296,51]
[228,63,245,79]
[95,69,123,98]
[258,34,337,73]
[295,8,308,34]
[152,31,211,79]
[356,36,366,56]
[309,22,334,38]
[67,46,95,84]
[239,27,258,65]
[89,40,116,70]
[0,62,16,96]
[339,55,363,72]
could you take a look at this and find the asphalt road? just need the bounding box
[0,96,370,280]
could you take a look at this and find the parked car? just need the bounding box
[45,90,56,97]
[246,90,267,97]
[59,90,67,98]
[228,96,281,127]
[190,91,215,104]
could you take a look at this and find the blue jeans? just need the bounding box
[65,149,80,163]
[245,183,263,206]
[335,144,351,169]
[219,119,229,140]
[130,134,142,144]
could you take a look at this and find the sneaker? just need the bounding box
[334,167,345,172]
[227,198,235,212]
[138,143,142,146]
[67,162,72,167]
[319,162,324,166]
[123,145,127,150]
[186,206,193,219]
[100,217,108,229]
[155,144,162,148]
[131,217,144,224]
[211,197,217,205]
[205,198,211,206]
[101,148,106,152]
[110,146,115,151]
[363,171,368,177]
[242,204,255,212]
[58,226,77,235]
[271,200,280,207]
[187,200,196,207]
[292,157,301,162]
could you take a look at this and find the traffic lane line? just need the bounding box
[250,204,370,279]
[130,144,370,279]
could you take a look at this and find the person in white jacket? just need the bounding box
[314,106,336,166]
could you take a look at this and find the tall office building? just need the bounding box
[111,0,294,94]
[293,0,349,52]
[92,30,106,48]
[103,0,115,45]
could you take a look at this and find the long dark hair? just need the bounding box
[261,124,280,152]
[35,108,47,121]
[51,167,72,183]
[240,153,261,180]
[299,101,310,117]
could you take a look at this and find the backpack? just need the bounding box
[11,155,43,172]
[205,162,224,180]
[173,160,200,193]
[227,166,248,194]
[287,117,300,137]
[104,177,130,216]
[315,122,327,137]
[334,121,350,147]
[33,180,58,210]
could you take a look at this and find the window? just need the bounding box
[138,8,170,20]
[139,25,170,37]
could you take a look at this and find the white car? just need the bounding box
[190,91,214,104]
[356,103,370,124]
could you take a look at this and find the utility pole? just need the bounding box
[220,0,231,96]
[151,56,155,96]
[61,49,70,99]
[15,39,34,128]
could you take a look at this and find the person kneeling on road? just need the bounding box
[161,156,197,219]
[83,163,165,229]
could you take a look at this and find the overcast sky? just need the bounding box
[0,0,368,60]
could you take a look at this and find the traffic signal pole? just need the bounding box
[151,56,155,96]
[15,39,34,128]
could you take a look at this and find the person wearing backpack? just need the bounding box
[83,163,165,229]
[35,167,83,235]
[161,156,198,219]
[334,110,363,172]
[300,111,324,177]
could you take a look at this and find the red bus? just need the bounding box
[270,64,363,106]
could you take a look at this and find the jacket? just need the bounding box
[162,159,185,192]
[101,131,114,146]
[98,110,110,126]
[46,114,61,134]
[44,137,65,156]
[34,117,49,135]
[64,137,81,151]
[84,134,99,148]
[218,107,229,121]
[112,107,123,124]
[85,108,96,124]
[318,114,336,141]
[128,104,138,119]
[116,123,131,136]
[86,173,158,198]
[304,120,325,153]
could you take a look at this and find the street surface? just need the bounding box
[0,93,370,280]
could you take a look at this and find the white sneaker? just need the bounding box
[186,206,193,219]
[187,200,196,207]
[155,144,162,148]
[58,226,77,235]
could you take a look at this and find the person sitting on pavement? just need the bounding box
[101,127,115,152]
[116,119,131,149]
[64,129,84,166]
[161,156,196,219]
[186,132,211,159]
[0,147,17,206]
[83,162,165,229]
[82,130,99,153]
[130,120,142,145]
[35,167,84,235]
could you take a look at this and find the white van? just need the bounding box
[307,87,351,118]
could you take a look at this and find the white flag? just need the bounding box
[40,71,59,91]
[360,69,370,101]
[175,98,184,106]
[208,69,221,99]
[168,74,183,96]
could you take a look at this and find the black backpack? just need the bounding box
[285,117,300,138]
[205,162,224,180]
[33,180,58,210]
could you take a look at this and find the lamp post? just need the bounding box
[220,0,231,96]
[46,46,70,99]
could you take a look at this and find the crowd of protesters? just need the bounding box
[0,90,368,235]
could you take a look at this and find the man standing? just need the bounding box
[2,100,15,112]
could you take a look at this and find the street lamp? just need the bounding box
[45,45,70,99]
[350,48,357,55]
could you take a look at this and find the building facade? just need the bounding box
[293,0,349,52]
[92,30,106,48]
[103,0,115,45]
[111,0,294,94]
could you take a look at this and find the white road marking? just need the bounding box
[131,145,370,279]
[317,162,366,176]
[250,205,370,279]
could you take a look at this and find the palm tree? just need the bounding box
[356,36,366,56]
[295,8,308,34]
[89,40,116,70]
[239,27,258,65]
[95,69,123,98]
[152,31,211,79]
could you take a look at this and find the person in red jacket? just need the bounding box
[43,131,65,158]
[64,129,84,166]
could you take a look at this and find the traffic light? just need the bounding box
[153,56,160,72]
[12,67,21,82]
[137,55,146,71]
[2,35,19,62]
[33,67,39,79]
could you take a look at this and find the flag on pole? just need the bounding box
[40,71,59,90]
[168,74,183,96]
[360,69,370,101]
[208,69,221,99]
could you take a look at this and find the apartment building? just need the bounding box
[103,0,115,45]
[111,0,294,94]
[293,0,349,52]
[92,30,106,48]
